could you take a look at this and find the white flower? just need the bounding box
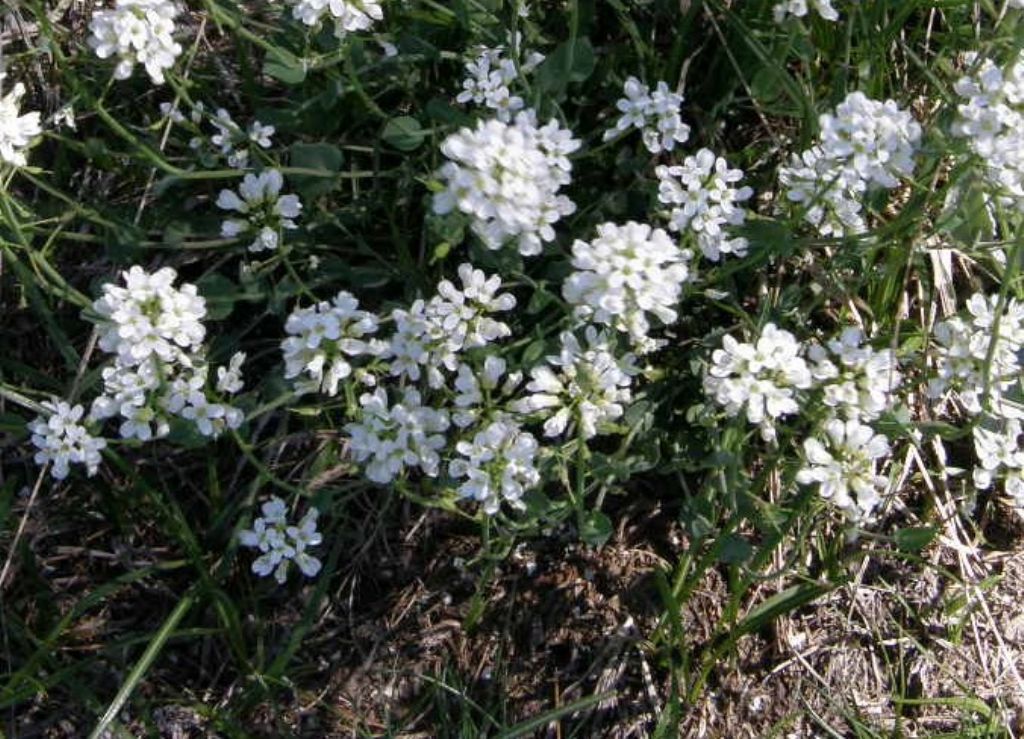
[452,356,523,429]
[603,77,690,154]
[449,419,541,514]
[773,0,844,23]
[345,387,451,484]
[953,51,1024,211]
[563,221,691,351]
[281,291,381,396]
[0,82,42,167]
[217,170,302,253]
[216,352,246,394]
[382,264,516,388]
[89,267,243,441]
[93,266,206,367]
[432,112,580,256]
[656,149,753,261]
[797,418,891,525]
[513,327,638,439]
[704,323,812,441]
[206,108,275,169]
[287,0,383,38]
[928,292,1024,418]
[807,327,900,422]
[28,400,107,480]
[87,0,182,84]
[972,419,1024,514]
[239,497,323,584]
[779,92,921,235]
[456,45,541,122]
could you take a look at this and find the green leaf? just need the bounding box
[382,116,427,151]
[263,53,307,85]
[196,273,237,321]
[536,37,596,95]
[717,533,753,564]
[289,142,344,197]
[580,509,613,548]
[736,582,833,636]
[895,526,939,553]
[521,338,547,366]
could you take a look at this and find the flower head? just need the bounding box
[217,170,302,253]
[433,113,580,256]
[0,82,42,167]
[88,0,182,84]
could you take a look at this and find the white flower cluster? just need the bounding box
[383,263,517,388]
[452,356,522,429]
[928,292,1024,419]
[0,81,42,167]
[603,77,691,154]
[432,111,580,256]
[779,91,921,237]
[88,0,182,85]
[217,170,303,253]
[88,266,244,441]
[704,323,812,442]
[280,265,543,513]
[346,388,451,484]
[29,401,107,481]
[456,42,545,122]
[281,290,380,396]
[562,221,692,352]
[286,0,383,38]
[928,293,1024,517]
[807,327,900,422]
[450,419,540,514]
[513,327,639,439]
[656,149,754,261]
[239,497,322,584]
[206,107,275,170]
[972,420,1024,511]
[797,418,890,524]
[773,0,844,23]
[952,51,1024,210]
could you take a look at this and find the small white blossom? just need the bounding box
[953,51,1024,211]
[456,43,544,122]
[0,82,42,166]
[797,418,891,525]
[972,419,1024,515]
[928,292,1024,418]
[773,0,844,23]
[704,323,812,441]
[779,92,921,235]
[449,419,541,515]
[87,0,182,84]
[217,170,302,253]
[807,327,901,421]
[452,356,523,429]
[28,401,107,480]
[281,291,381,396]
[382,264,516,388]
[93,266,207,367]
[207,108,275,169]
[433,112,580,256]
[345,388,451,484]
[239,497,322,584]
[563,221,691,352]
[513,327,639,439]
[603,77,690,154]
[656,149,753,261]
[287,0,383,38]
[216,352,246,394]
